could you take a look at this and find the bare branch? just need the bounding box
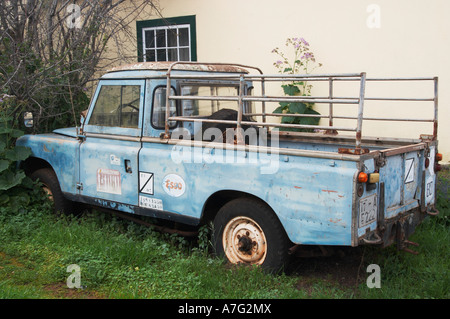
[0,0,160,132]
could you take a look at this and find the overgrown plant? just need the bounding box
[271,37,323,131]
[0,94,34,210]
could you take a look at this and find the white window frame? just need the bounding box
[142,24,191,62]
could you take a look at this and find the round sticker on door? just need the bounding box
[162,174,186,197]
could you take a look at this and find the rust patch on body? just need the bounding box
[322,189,338,194]
[43,144,53,153]
[329,218,343,224]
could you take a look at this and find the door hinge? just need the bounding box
[76,183,83,191]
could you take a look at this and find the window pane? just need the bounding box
[179,28,189,46]
[141,24,192,63]
[120,85,141,128]
[156,29,166,47]
[181,85,239,117]
[168,48,178,61]
[145,30,155,48]
[145,49,155,62]
[89,86,121,127]
[152,87,177,128]
[167,28,178,47]
[89,85,141,128]
[179,48,190,61]
[156,49,166,61]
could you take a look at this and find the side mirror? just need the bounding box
[24,112,33,128]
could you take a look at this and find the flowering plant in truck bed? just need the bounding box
[272,37,322,132]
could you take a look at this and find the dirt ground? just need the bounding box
[287,245,368,294]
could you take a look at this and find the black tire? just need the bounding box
[212,197,290,273]
[31,168,75,216]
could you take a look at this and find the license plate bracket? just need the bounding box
[359,194,377,228]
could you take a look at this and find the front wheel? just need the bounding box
[31,168,76,216]
[212,198,290,273]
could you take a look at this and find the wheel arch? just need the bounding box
[200,190,280,225]
[20,157,53,176]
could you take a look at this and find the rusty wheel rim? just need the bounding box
[42,184,54,202]
[222,216,267,265]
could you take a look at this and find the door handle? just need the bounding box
[124,159,132,173]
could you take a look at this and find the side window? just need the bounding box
[152,87,177,129]
[89,85,141,128]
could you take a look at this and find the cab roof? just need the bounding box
[106,62,251,74]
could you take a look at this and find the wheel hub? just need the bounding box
[223,216,267,265]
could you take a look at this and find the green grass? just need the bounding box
[0,168,448,299]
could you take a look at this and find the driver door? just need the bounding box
[79,79,145,207]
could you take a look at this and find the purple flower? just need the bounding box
[276,60,283,65]
[300,37,309,46]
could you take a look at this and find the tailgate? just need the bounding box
[357,142,437,247]
[379,143,436,218]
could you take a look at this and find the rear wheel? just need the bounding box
[31,168,75,216]
[212,198,290,273]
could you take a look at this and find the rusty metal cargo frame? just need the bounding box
[164,62,438,155]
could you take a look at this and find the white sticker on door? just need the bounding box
[110,154,121,166]
[162,174,186,197]
[139,172,154,195]
[97,168,121,195]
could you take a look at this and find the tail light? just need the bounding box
[358,172,368,183]
[435,152,443,172]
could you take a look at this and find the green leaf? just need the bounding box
[281,110,296,124]
[281,116,295,124]
[288,102,307,114]
[0,170,26,191]
[304,107,320,115]
[299,108,321,126]
[0,160,9,173]
[15,146,32,161]
[0,127,13,135]
[4,146,32,162]
[10,129,25,138]
[273,106,285,114]
[299,116,320,126]
[282,84,300,96]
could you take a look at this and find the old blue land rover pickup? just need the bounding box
[16,62,442,272]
